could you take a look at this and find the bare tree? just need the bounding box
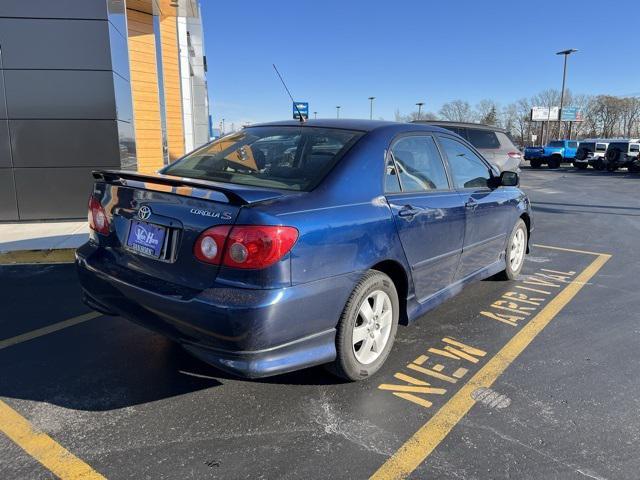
[439,100,473,122]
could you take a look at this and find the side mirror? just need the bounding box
[500,171,519,187]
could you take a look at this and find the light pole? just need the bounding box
[313,111,317,119]
[336,106,341,119]
[556,48,577,139]
[368,97,375,120]
[416,102,425,120]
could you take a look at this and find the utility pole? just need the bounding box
[556,48,577,139]
[313,111,317,119]
[221,118,225,135]
[416,102,425,120]
[336,106,341,119]
[368,97,375,120]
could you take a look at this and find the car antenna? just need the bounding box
[272,64,306,123]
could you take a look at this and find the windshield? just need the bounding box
[548,141,564,148]
[161,127,363,191]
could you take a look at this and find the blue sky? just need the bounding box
[201,0,639,129]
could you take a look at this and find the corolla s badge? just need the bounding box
[138,205,152,220]
[190,208,233,220]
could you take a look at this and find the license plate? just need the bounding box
[126,220,167,258]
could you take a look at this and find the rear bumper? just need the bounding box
[76,243,356,378]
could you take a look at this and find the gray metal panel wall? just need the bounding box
[0,169,18,220]
[0,0,136,221]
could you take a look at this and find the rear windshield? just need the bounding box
[161,126,363,191]
[466,129,500,149]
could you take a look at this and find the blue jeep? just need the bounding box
[531,140,579,169]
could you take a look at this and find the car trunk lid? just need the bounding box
[92,170,289,290]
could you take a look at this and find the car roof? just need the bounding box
[248,118,453,134]
[411,120,508,134]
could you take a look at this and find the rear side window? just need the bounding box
[439,137,491,189]
[466,129,500,149]
[161,126,363,191]
[439,126,466,138]
[388,136,449,192]
[568,141,578,148]
[596,143,607,151]
[548,141,564,148]
[630,144,639,153]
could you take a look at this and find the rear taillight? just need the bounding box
[194,225,298,269]
[508,151,522,159]
[88,196,110,235]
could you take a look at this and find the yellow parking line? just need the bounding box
[0,249,76,265]
[533,243,603,256]
[0,399,105,479]
[0,312,101,351]
[370,251,611,480]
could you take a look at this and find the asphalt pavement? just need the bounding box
[0,166,638,479]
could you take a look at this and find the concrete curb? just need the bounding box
[0,248,76,265]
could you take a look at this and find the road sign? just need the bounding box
[561,107,583,122]
[293,102,309,120]
[531,106,559,121]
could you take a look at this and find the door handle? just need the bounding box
[465,198,478,210]
[398,205,421,218]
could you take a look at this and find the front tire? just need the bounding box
[497,219,528,280]
[327,270,399,381]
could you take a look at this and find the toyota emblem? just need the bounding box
[138,206,152,220]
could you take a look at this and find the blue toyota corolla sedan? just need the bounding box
[77,119,532,381]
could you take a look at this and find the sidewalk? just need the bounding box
[0,221,88,264]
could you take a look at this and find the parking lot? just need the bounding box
[1,166,639,479]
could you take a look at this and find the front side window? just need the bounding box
[548,141,564,148]
[439,137,491,189]
[161,127,363,191]
[388,136,449,192]
[467,129,500,149]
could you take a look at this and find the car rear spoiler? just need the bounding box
[93,170,249,205]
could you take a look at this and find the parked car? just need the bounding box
[603,139,640,171]
[411,120,522,172]
[537,140,579,169]
[77,120,532,381]
[574,139,610,170]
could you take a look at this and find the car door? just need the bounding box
[437,135,511,280]
[385,134,466,302]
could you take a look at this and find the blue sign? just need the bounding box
[561,107,583,122]
[293,101,309,120]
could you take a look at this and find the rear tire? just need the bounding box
[496,219,528,280]
[327,270,399,381]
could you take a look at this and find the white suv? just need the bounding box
[574,139,610,170]
[603,139,640,171]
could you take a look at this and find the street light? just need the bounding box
[336,106,341,119]
[368,97,375,120]
[313,111,317,119]
[556,48,577,139]
[416,102,425,120]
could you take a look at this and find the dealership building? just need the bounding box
[0,0,210,221]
